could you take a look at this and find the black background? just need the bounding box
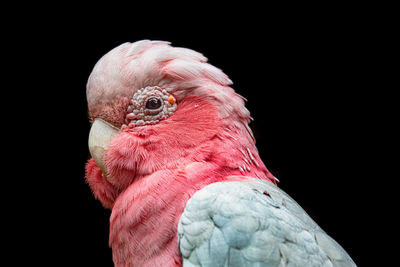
[7,5,391,266]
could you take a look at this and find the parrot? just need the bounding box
[85,40,356,267]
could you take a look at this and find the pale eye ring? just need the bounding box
[146,98,162,110]
[124,86,177,129]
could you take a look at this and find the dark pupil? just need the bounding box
[146,98,161,109]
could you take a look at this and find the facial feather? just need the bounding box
[86,40,272,202]
[85,40,276,266]
[105,95,222,189]
[87,40,248,127]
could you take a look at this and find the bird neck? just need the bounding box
[108,124,276,266]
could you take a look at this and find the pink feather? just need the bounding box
[85,40,275,266]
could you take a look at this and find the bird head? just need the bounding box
[87,40,255,190]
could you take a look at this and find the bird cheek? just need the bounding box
[104,132,148,188]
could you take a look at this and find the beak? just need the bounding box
[88,118,120,176]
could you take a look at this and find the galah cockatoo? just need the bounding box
[85,40,355,267]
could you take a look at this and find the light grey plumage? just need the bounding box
[177,178,355,267]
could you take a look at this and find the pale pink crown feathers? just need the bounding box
[86,40,251,128]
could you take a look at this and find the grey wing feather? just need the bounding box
[177,178,356,267]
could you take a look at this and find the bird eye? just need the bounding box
[124,86,177,128]
[145,98,162,110]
